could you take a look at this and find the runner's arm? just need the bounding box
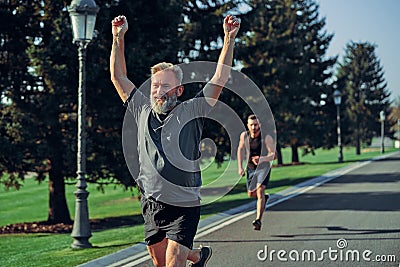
[203,15,240,106]
[259,135,276,163]
[110,15,135,102]
[237,132,246,176]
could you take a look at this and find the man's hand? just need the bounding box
[238,167,245,177]
[223,15,240,39]
[251,156,259,166]
[112,15,128,37]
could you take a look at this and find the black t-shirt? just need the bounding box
[124,88,212,205]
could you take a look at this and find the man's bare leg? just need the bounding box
[147,238,168,267]
[256,184,267,220]
[249,185,267,230]
[165,239,190,267]
[148,238,204,267]
[187,247,201,263]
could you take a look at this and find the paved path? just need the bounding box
[80,152,400,267]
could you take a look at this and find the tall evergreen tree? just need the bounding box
[287,0,336,162]
[0,0,41,187]
[239,0,336,164]
[179,0,242,165]
[238,0,295,165]
[0,0,184,224]
[336,42,391,154]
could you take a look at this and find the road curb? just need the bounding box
[78,151,399,267]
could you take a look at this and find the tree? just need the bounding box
[179,0,242,166]
[0,1,72,223]
[0,0,41,188]
[389,96,400,140]
[237,0,295,165]
[288,0,336,162]
[336,42,391,154]
[0,0,184,224]
[239,0,336,164]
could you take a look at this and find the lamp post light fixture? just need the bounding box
[380,110,385,154]
[333,90,343,163]
[68,0,99,249]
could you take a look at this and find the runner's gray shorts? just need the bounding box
[141,196,200,249]
[246,168,271,192]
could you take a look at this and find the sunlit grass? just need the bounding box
[0,146,396,267]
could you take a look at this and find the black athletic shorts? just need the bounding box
[140,196,200,249]
[246,168,271,192]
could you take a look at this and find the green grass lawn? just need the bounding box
[0,147,397,267]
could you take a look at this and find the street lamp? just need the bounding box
[68,0,99,249]
[333,90,343,163]
[380,110,385,154]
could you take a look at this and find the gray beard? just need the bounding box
[151,93,178,114]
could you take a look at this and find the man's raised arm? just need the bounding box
[203,15,241,106]
[110,15,135,102]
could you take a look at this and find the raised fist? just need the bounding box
[112,15,128,36]
[223,15,241,39]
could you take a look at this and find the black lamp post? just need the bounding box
[380,110,385,154]
[67,0,99,249]
[333,90,343,163]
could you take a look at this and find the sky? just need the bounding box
[316,0,400,102]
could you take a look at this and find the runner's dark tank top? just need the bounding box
[247,132,261,170]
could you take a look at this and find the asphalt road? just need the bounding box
[136,153,400,267]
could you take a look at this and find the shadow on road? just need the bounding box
[271,226,400,238]
[272,191,400,212]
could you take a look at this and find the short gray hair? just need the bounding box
[150,62,183,85]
